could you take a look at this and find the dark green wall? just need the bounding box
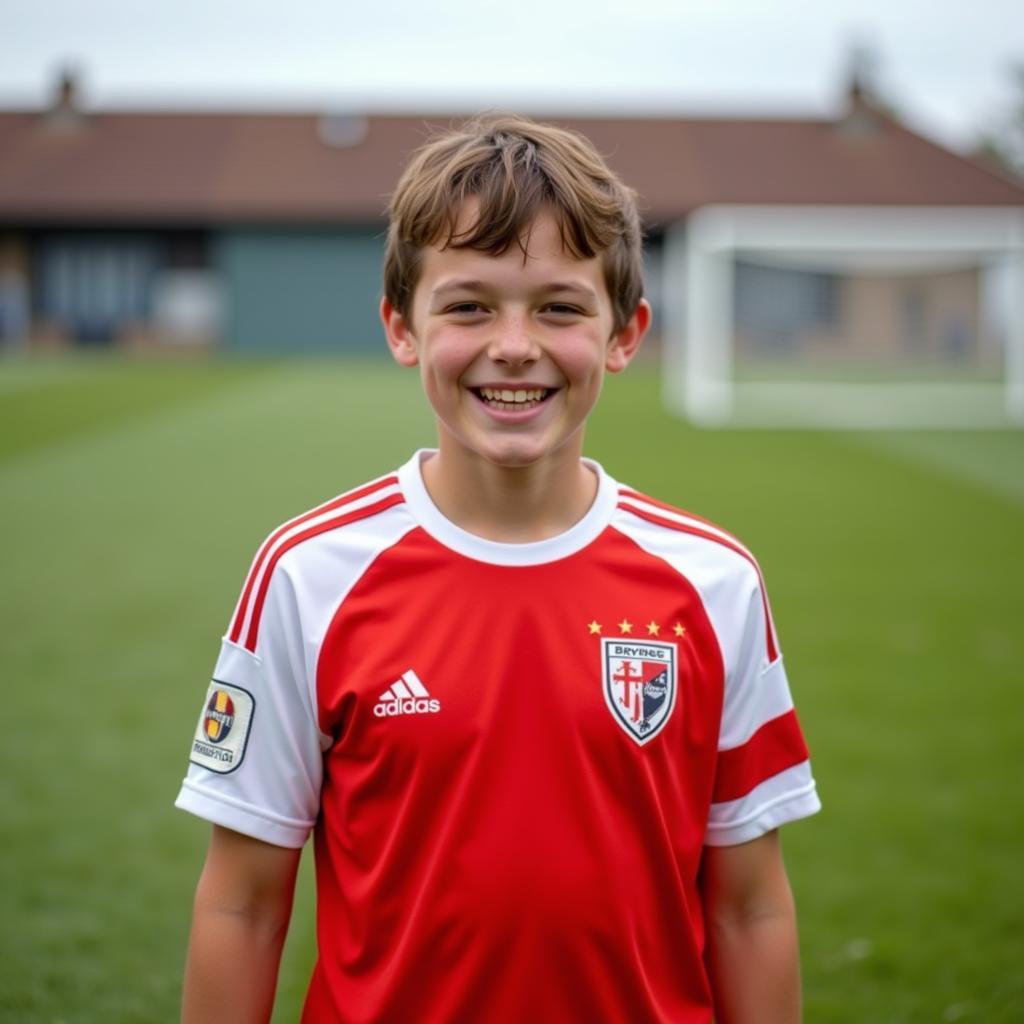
[215,227,386,354]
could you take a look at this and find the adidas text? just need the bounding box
[374,697,441,717]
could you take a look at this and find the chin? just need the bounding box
[479,429,583,471]
[453,429,545,468]
[479,443,545,469]
[440,419,580,471]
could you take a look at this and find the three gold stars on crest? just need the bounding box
[587,619,686,638]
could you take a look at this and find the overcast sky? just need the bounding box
[2,0,1021,152]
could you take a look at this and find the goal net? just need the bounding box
[661,206,1024,428]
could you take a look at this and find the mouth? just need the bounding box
[470,386,557,412]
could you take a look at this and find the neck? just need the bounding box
[421,441,597,543]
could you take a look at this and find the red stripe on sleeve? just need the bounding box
[618,487,742,541]
[243,492,405,653]
[618,501,779,663]
[712,709,809,805]
[229,475,398,644]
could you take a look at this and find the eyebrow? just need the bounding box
[429,280,599,301]
[543,282,600,301]
[430,280,487,298]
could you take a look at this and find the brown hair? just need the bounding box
[384,114,644,333]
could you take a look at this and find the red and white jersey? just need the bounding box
[176,450,820,1023]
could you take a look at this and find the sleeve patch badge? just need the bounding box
[189,680,255,775]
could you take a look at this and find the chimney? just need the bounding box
[835,44,883,138]
[44,65,85,128]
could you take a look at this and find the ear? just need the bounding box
[605,299,651,374]
[380,296,419,368]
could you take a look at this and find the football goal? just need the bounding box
[662,206,1024,428]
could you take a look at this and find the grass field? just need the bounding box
[1,354,1022,1022]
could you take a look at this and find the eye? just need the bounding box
[542,303,584,317]
[445,302,486,315]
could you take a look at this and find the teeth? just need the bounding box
[479,387,548,403]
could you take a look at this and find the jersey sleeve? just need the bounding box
[174,559,327,848]
[705,569,821,846]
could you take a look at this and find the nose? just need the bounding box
[487,314,540,366]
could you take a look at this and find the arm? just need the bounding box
[700,830,802,1024]
[182,825,303,1024]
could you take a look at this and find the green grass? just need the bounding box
[1,355,1022,1022]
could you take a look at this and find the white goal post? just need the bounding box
[661,205,1024,428]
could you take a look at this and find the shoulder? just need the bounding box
[227,470,414,653]
[611,483,780,665]
[612,482,762,584]
[273,472,410,568]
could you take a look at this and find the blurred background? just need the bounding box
[1,1,1022,1021]
[2,0,1023,429]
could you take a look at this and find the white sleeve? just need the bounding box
[705,569,821,846]
[174,564,327,848]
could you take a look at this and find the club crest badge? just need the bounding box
[602,638,677,745]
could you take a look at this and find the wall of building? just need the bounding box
[215,226,386,355]
[0,232,30,348]
[734,261,985,371]
[835,267,981,363]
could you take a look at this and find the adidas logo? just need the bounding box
[373,670,441,718]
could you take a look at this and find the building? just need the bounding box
[1,70,1022,370]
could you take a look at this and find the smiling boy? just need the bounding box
[177,115,820,1023]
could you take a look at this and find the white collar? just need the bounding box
[397,449,617,566]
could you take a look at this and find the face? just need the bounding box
[382,206,649,471]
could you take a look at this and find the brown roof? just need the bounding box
[1,105,1022,226]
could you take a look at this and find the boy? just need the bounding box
[177,114,820,1023]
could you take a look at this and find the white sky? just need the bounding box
[2,0,1022,152]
